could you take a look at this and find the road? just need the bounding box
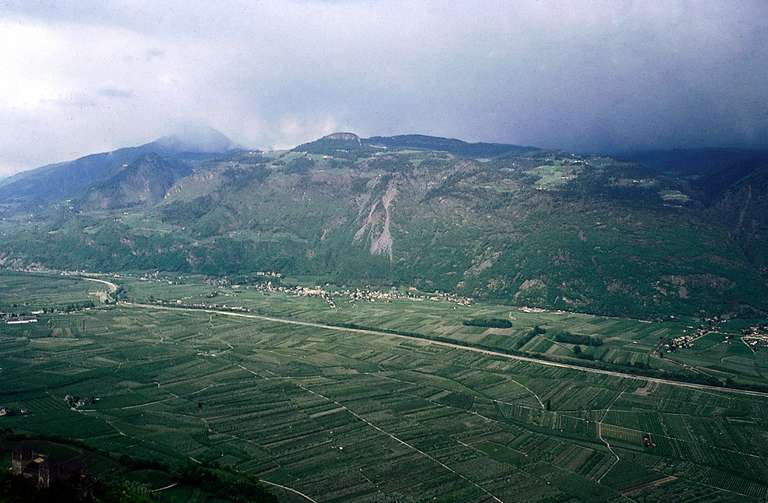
[258,480,319,503]
[82,276,118,293]
[118,301,768,399]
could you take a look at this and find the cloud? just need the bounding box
[0,0,767,173]
[98,87,135,99]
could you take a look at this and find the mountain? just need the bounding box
[0,128,236,213]
[295,132,539,158]
[81,154,193,210]
[1,133,767,319]
[620,149,768,277]
[154,125,237,154]
[617,148,768,203]
[710,166,768,274]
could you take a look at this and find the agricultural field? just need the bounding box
[116,275,768,388]
[525,161,580,190]
[1,272,768,502]
[0,271,108,312]
[0,435,280,501]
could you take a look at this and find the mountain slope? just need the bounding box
[0,128,235,213]
[1,135,766,318]
[366,134,540,157]
[0,146,154,208]
[711,166,768,275]
[618,148,768,203]
[80,154,193,210]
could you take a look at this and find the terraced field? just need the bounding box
[2,273,768,502]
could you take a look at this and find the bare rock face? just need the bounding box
[322,132,360,142]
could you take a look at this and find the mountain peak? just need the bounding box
[155,125,235,154]
[294,132,364,154]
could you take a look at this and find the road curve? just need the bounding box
[120,301,768,399]
[258,480,319,503]
[82,276,118,293]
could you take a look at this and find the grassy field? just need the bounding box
[1,272,768,502]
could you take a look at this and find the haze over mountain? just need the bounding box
[0,127,238,206]
[154,125,238,154]
[1,131,766,320]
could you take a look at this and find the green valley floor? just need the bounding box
[1,272,768,502]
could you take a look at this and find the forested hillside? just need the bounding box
[1,133,766,319]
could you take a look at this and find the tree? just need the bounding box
[573,345,582,355]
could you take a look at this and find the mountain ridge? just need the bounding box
[80,153,193,210]
[0,129,237,212]
[0,132,766,319]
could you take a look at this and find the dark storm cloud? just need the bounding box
[1,0,767,175]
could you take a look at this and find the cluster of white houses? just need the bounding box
[249,281,474,307]
[1,312,40,324]
[742,324,768,351]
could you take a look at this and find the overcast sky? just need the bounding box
[1,0,767,175]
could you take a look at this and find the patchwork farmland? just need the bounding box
[1,273,768,501]
[118,274,768,389]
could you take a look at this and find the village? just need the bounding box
[660,317,727,353]
[7,265,474,310]
[741,323,768,352]
[131,267,475,310]
[153,280,474,315]
[114,267,476,308]
[244,280,474,308]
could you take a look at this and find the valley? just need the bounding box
[3,3,767,501]
[1,132,767,503]
[2,271,768,502]
[2,134,767,322]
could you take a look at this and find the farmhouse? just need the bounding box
[11,446,93,496]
